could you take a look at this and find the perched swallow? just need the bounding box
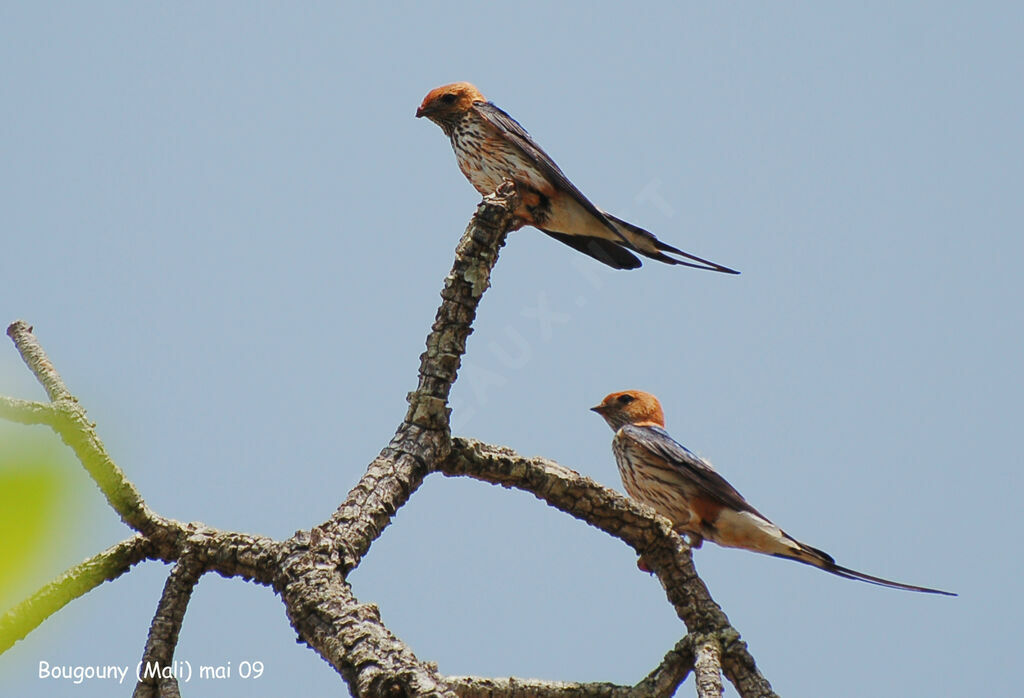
[416,82,738,273]
[591,390,954,595]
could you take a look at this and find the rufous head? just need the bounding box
[416,82,486,126]
[590,390,666,431]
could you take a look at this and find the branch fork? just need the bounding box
[1,190,775,697]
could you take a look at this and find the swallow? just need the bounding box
[592,390,955,595]
[417,82,738,273]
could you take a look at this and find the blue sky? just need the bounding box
[1,3,1021,696]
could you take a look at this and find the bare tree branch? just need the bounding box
[633,636,696,697]
[439,438,778,698]
[278,534,453,697]
[0,536,153,652]
[0,523,282,658]
[323,188,520,574]
[274,188,521,696]
[7,320,165,534]
[448,635,696,697]
[6,320,76,404]
[445,676,633,697]
[0,395,58,426]
[1,191,784,698]
[163,525,281,586]
[693,638,724,698]
[133,556,205,698]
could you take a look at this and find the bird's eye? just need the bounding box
[616,394,635,405]
[440,93,457,104]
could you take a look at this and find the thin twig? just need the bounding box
[6,320,164,534]
[6,321,74,403]
[634,635,697,697]
[0,395,58,426]
[133,556,205,698]
[0,536,153,652]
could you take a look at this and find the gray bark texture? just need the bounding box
[0,188,777,697]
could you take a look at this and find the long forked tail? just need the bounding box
[780,542,957,596]
[603,213,740,274]
[824,562,957,596]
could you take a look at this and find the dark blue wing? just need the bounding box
[471,100,623,239]
[620,424,762,516]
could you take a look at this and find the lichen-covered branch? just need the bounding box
[133,557,205,698]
